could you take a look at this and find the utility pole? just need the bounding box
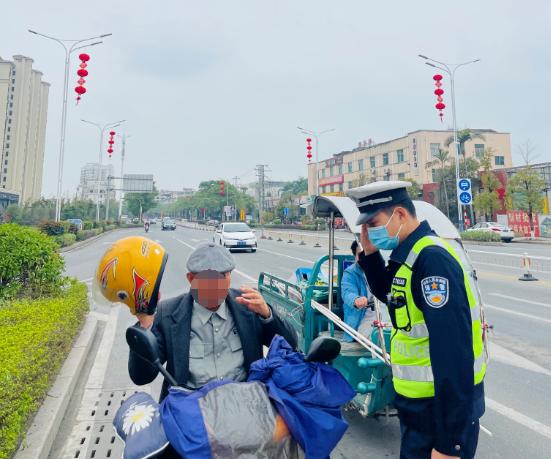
[117,133,130,221]
[255,164,270,225]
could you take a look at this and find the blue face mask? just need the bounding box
[368,210,403,251]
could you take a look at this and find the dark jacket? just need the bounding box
[358,221,485,456]
[128,288,298,402]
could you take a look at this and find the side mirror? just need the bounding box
[126,326,160,364]
[305,336,341,363]
[126,326,179,387]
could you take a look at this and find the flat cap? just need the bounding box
[186,242,236,273]
[347,180,412,225]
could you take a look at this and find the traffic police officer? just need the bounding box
[348,181,486,459]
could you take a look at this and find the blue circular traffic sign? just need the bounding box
[458,179,471,191]
[459,191,472,204]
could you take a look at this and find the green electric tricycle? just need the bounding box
[258,195,487,417]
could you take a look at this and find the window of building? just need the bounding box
[5,144,9,149]
[430,143,440,157]
[12,79,15,84]
[383,153,389,166]
[431,169,438,183]
[398,172,406,180]
[384,173,390,181]
[3,168,7,174]
[321,169,326,178]
[475,144,485,159]
[330,184,334,192]
[358,159,364,170]
[8,118,11,124]
[347,162,353,173]
[3,177,6,182]
[339,183,343,192]
[370,156,376,168]
[396,149,405,163]
[330,166,334,176]
[348,181,353,189]
[338,165,343,174]
[4,160,7,165]
[6,135,9,140]
[495,155,505,166]
[9,103,13,108]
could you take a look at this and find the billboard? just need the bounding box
[123,174,154,193]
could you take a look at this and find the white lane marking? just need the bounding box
[480,424,493,437]
[490,342,551,377]
[191,238,200,242]
[486,397,551,440]
[175,238,196,250]
[485,304,551,325]
[257,248,316,264]
[488,293,551,310]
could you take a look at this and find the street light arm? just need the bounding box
[72,41,103,53]
[425,62,450,75]
[319,128,336,136]
[452,59,481,76]
[28,29,67,51]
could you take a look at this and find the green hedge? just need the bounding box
[54,233,77,247]
[0,224,65,301]
[0,281,89,459]
[461,230,502,242]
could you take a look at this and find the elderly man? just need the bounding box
[128,242,298,402]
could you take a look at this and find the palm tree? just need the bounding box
[445,129,485,174]
[426,149,451,218]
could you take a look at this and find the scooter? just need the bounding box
[114,326,352,459]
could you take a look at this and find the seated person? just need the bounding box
[340,240,375,342]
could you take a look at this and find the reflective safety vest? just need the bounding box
[389,235,487,399]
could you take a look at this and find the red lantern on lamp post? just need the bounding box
[107,130,116,158]
[75,53,90,104]
[306,137,313,162]
[432,74,445,122]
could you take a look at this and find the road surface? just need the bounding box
[51,225,551,458]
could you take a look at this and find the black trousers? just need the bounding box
[400,420,480,459]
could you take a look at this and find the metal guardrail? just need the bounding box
[467,249,551,274]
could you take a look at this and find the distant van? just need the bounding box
[67,218,83,231]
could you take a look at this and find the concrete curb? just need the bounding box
[15,314,99,459]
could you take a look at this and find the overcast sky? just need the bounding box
[3,0,551,197]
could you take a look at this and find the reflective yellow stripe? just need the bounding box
[392,364,434,382]
[399,323,429,338]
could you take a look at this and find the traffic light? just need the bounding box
[219,180,225,196]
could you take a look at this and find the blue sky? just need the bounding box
[2,0,550,196]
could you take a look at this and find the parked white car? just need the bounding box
[467,221,515,242]
[216,222,257,252]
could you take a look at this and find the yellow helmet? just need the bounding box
[94,236,168,315]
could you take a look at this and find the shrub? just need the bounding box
[0,224,65,301]
[83,220,94,231]
[0,282,89,459]
[38,220,65,236]
[67,224,79,235]
[54,233,77,247]
[460,230,502,242]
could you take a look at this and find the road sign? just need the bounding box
[224,206,232,217]
[458,178,471,191]
[457,178,472,205]
[283,207,289,216]
[459,191,472,205]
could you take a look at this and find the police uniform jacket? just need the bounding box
[358,220,485,454]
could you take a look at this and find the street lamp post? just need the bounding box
[418,54,480,231]
[81,119,125,221]
[117,133,131,221]
[297,127,335,197]
[28,30,112,222]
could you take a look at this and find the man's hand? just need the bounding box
[236,286,271,319]
[354,296,369,308]
[360,224,378,255]
[431,449,459,459]
[136,313,155,329]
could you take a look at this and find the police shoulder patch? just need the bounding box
[421,276,449,308]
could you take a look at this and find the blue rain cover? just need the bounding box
[247,335,356,459]
[112,392,169,459]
